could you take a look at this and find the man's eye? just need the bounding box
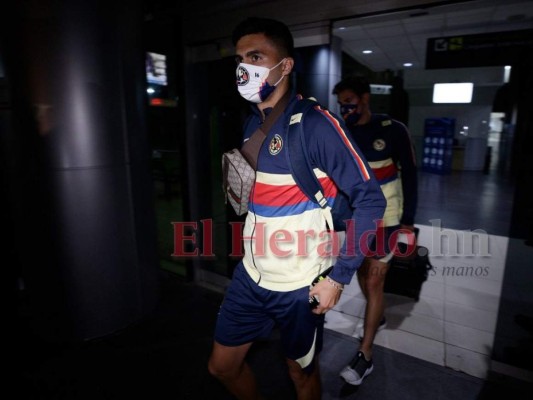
[251,55,260,62]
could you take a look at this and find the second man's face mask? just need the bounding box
[341,103,361,125]
[236,59,286,103]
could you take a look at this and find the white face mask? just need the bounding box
[236,59,286,103]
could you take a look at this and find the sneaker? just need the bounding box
[353,317,387,340]
[340,351,374,385]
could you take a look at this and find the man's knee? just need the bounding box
[208,341,251,381]
[208,354,238,381]
[207,356,223,379]
[366,275,385,293]
[286,359,316,385]
[287,361,305,383]
[363,260,388,292]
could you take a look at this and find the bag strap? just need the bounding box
[240,90,291,170]
[286,98,329,209]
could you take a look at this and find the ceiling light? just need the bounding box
[504,65,511,83]
[362,50,373,54]
[338,27,346,30]
[403,63,413,67]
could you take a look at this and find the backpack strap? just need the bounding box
[241,90,291,169]
[286,98,339,231]
[286,98,355,231]
[286,98,329,210]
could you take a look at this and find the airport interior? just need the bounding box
[2,0,533,398]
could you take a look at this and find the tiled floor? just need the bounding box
[416,170,515,236]
[13,272,532,399]
[325,169,533,383]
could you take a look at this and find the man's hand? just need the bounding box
[309,276,343,315]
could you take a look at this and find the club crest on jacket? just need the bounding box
[269,134,283,155]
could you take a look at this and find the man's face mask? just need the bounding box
[340,103,361,125]
[236,59,285,103]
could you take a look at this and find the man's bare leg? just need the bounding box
[286,358,321,400]
[358,258,389,359]
[208,341,262,400]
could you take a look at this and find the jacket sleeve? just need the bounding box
[305,107,386,285]
[391,121,418,225]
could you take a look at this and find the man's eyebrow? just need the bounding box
[234,49,264,63]
[245,50,262,57]
[234,49,260,57]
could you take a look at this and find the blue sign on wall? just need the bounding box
[422,118,455,174]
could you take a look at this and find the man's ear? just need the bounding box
[361,92,371,105]
[281,57,294,76]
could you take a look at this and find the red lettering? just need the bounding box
[171,222,199,257]
[229,222,266,257]
[295,229,316,256]
[269,229,293,257]
[373,220,386,258]
[344,219,357,257]
[392,229,417,257]
[229,222,245,257]
[200,219,214,257]
[317,230,340,257]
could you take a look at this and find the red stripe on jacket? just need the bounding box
[251,176,338,206]
[372,163,397,181]
[315,107,371,182]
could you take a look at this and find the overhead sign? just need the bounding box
[370,84,392,95]
[426,29,533,69]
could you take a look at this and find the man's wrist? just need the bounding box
[326,276,344,291]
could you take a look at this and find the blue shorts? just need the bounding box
[214,262,324,373]
[368,224,401,262]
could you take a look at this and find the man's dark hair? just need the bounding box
[232,17,294,57]
[332,75,371,97]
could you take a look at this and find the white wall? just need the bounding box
[404,66,505,170]
[405,66,505,137]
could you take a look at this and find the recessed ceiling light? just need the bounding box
[403,63,413,67]
[338,27,346,30]
[362,50,373,54]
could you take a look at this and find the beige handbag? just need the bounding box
[222,149,256,215]
[222,92,290,215]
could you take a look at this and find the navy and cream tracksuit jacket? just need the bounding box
[347,114,418,227]
[241,93,386,290]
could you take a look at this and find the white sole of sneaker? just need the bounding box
[340,364,374,385]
